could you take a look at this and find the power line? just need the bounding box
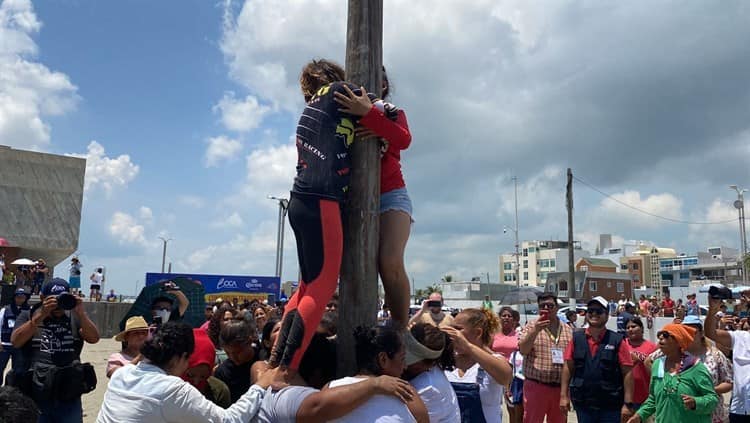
[573,175,739,225]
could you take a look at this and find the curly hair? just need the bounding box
[208,304,237,348]
[141,321,195,368]
[409,322,455,371]
[353,325,402,375]
[300,59,345,102]
[460,308,500,346]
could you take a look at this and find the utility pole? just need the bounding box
[338,0,382,377]
[269,196,290,278]
[513,176,520,288]
[158,237,172,273]
[566,169,575,306]
[730,185,748,284]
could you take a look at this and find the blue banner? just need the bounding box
[145,272,281,303]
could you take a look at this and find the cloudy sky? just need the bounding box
[2,0,749,296]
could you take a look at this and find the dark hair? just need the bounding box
[460,308,500,346]
[0,386,39,423]
[565,310,577,319]
[141,322,195,368]
[381,66,390,99]
[208,304,237,348]
[299,333,337,389]
[625,316,644,329]
[410,322,455,371]
[537,292,558,304]
[510,309,520,322]
[354,325,402,375]
[318,311,338,337]
[498,306,515,318]
[151,296,174,309]
[220,318,257,346]
[262,317,280,343]
[300,59,345,102]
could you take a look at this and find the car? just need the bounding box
[558,305,587,316]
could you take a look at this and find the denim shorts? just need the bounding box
[380,187,413,220]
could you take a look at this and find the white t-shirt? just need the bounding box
[445,358,505,423]
[252,386,317,422]
[91,272,103,285]
[410,367,460,423]
[328,376,416,422]
[730,331,750,415]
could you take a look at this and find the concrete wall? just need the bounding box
[83,302,131,339]
[0,145,85,267]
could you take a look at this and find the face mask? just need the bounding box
[155,309,171,323]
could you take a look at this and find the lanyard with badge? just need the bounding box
[546,325,565,364]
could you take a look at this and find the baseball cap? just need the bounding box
[587,296,608,309]
[41,278,70,296]
[682,315,702,326]
[14,288,29,297]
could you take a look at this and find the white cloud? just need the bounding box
[597,191,684,228]
[205,135,242,167]
[687,199,743,248]
[0,0,78,150]
[109,211,148,247]
[236,143,297,208]
[178,195,206,208]
[138,206,153,223]
[213,92,271,132]
[211,211,244,229]
[67,141,139,195]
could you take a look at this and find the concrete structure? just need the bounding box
[439,279,515,311]
[499,240,589,287]
[0,146,85,267]
[545,270,634,303]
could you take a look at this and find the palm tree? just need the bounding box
[426,284,442,295]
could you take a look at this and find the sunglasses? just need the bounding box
[657,331,671,339]
[539,303,556,310]
[586,308,606,315]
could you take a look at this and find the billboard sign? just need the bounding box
[145,272,281,303]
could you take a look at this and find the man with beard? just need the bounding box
[560,296,635,423]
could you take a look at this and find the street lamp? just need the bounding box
[158,237,172,273]
[730,185,748,284]
[268,196,290,278]
[502,176,521,288]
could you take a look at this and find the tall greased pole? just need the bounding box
[337,0,383,377]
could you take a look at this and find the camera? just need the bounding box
[153,316,163,327]
[427,300,442,308]
[56,292,78,310]
[709,286,733,300]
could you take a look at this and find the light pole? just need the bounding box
[730,185,748,284]
[158,237,172,273]
[268,196,290,279]
[503,176,521,288]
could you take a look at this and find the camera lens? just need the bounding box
[57,292,77,310]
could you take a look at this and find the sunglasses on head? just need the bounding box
[586,308,605,315]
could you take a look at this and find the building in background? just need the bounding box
[499,240,589,287]
[545,270,635,303]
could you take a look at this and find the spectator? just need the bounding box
[32,259,49,295]
[661,293,675,317]
[327,325,428,422]
[257,319,281,362]
[560,296,635,422]
[492,306,520,359]
[106,289,117,302]
[150,281,190,324]
[618,294,628,313]
[253,305,270,337]
[68,257,82,296]
[96,322,275,423]
[518,292,573,423]
[403,322,460,422]
[564,310,578,328]
[377,304,391,326]
[482,295,493,311]
[638,295,650,316]
[11,278,100,422]
[107,316,149,378]
[183,329,231,408]
[649,296,661,318]
[215,319,259,404]
[623,317,657,411]
[200,304,213,331]
[618,302,636,334]
[444,308,512,423]
[317,311,337,339]
[687,293,700,317]
[326,294,339,313]
[627,324,718,423]
[498,309,524,423]
[208,305,237,364]
[0,386,39,423]
[89,267,104,301]
[0,289,30,383]
[409,293,454,329]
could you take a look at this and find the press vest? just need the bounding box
[569,329,624,410]
[0,306,18,344]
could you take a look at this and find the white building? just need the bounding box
[499,240,590,287]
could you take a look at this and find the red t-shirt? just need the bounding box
[625,338,658,404]
[661,298,675,316]
[563,328,633,366]
[358,104,411,194]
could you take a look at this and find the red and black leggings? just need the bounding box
[272,194,342,370]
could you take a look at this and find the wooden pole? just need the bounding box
[337,0,383,377]
[567,168,575,305]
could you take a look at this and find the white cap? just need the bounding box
[587,296,608,309]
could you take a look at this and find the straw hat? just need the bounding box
[114,316,149,342]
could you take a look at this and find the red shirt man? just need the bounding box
[661,296,675,317]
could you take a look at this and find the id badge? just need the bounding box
[551,347,564,364]
[7,319,14,329]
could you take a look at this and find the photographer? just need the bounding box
[150,281,190,324]
[32,259,49,295]
[408,293,453,328]
[10,278,100,422]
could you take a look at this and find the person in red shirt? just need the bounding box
[661,294,675,317]
[623,316,657,409]
[334,68,413,328]
[560,296,635,422]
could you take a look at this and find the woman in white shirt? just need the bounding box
[403,322,461,422]
[326,325,429,422]
[97,321,274,423]
[443,308,513,423]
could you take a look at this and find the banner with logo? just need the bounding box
[145,272,281,304]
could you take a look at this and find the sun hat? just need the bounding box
[681,315,702,326]
[114,316,150,342]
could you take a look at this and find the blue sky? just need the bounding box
[1,0,748,297]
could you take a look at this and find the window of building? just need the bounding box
[559,280,568,291]
[679,272,689,279]
[617,282,624,292]
[528,247,536,253]
[632,263,639,270]
[607,281,612,288]
[590,281,597,292]
[549,259,556,268]
[504,274,515,282]
[503,262,512,270]
[523,272,529,280]
[523,248,528,257]
[621,263,629,270]
[523,260,528,269]
[581,265,588,272]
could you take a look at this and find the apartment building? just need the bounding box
[499,240,590,287]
